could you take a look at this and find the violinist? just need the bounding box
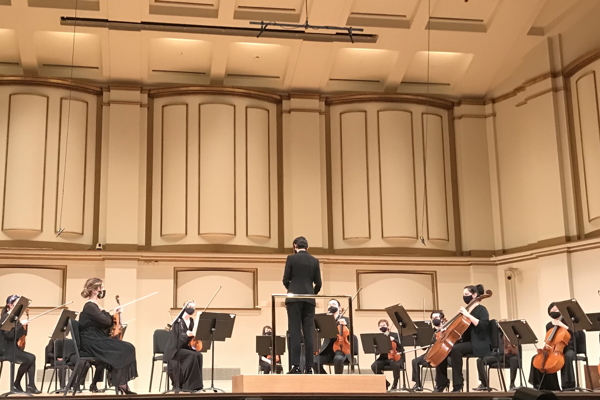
[528,303,578,391]
[370,319,402,390]
[314,299,357,374]
[79,278,138,394]
[164,300,204,391]
[434,284,491,393]
[411,311,446,392]
[0,295,41,394]
[259,326,283,374]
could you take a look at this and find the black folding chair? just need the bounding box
[42,339,74,393]
[149,329,170,392]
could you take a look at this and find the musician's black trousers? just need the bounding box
[435,342,483,389]
[286,301,315,367]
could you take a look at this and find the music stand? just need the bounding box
[196,312,235,392]
[402,321,436,392]
[498,319,538,389]
[257,335,285,374]
[554,299,593,392]
[385,304,417,392]
[585,313,600,390]
[313,313,340,374]
[360,333,392,360]
[48,310,78,394]
[0,296,31,397]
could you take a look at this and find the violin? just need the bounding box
[388,339,401,362]
[188,335,203,352]
[17,308,29,350]
[533,324,571,374]
[332,316,351,355]
[110,295,124,340]
[267,354,280,363]
[426,290,493,367]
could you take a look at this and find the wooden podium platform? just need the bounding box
[232,374,387,393]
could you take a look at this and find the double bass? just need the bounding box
[532,323,571,374]
[425,290,493,367]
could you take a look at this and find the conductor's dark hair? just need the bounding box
[464,284,485,296]
[293,236,308,249]
[430,310,445,319]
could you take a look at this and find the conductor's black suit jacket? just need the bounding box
[282,250,322,306]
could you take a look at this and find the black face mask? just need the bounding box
[549,311,561,319]
[328,306,338,314]
[97,290,106,299]
[379,326,388,333]
[264,331,272,335]
[185,307,195,315]
[463,295,473,305]
[432,318,441,327]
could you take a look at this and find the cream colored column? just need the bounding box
[485,102,504,252]
[102,89,145,249]
[283,97,327,249]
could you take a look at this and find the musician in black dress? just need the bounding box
[528,303,578,391]
[434,284,491,393]
[412,311,446,391]
[0,295,41,394]
[258,326,283,374]
[371,319,403,390]
[314,299,357,374]
[163,300,204,391]
[79,278,138,394]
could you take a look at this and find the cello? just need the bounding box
[425,289,493,367]
[532,323,571,374]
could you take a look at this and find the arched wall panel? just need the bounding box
[246,107,271,239]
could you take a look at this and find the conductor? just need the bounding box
[283,236,322,374]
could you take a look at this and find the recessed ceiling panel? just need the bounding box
[402,51,473,86]
[528,0,579,36]
[431,0,499,23]
[149,0,219,18]
[347,0,418,28]
[225,42,291,81]
[33,31,102,78]
[0,29,21,65]
[149,38,212,76]
[234,0,303,22]
[329,48,398,83]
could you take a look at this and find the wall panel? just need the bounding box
[55,99,88,235]
[377,110,417,239]
[422,113,449,241]
[161,104,188,236]
[340,111,370,240]
[575,72,600,222]
[3,94,49,232]
[246,107,270,238]
[198,103,236,236]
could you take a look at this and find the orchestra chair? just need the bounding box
[465,319,499,392]
[325,353,361,374]
[420,365,437,391]
[573,331,593,391]
[479,321,508,391]
[41,339,74,393]
[0,357,28,389]
[149,329,170,392]
[62,319,118,396]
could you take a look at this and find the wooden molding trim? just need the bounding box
[500,236,568,255]
[0,241,92,251]
[0,76,103,95]
[325,94,455,110]
[489,71,562,105]
[103,244,142,251]
[147,85,282,103]
[455,99,486,106]
[563,47,600,78]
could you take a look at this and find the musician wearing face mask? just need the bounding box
[164,300,204,392]
[79,278,138,394]
[314,299,357,374]
[259,326,283,374]
[528,303,579,391]
[0,295,41,394]
[411,311,446,391]
[370,319,403,390]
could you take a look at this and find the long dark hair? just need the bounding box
[2,294,18,315]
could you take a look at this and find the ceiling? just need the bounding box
[0,0,598,98]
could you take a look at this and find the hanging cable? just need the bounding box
[419,0,432,246]
[56,0,79,237]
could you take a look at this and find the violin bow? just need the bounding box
[338,287,362,319]
[109,291,158,312]
[27,301,74,322]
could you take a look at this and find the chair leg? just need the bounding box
[47,369,56,393]
[584,358,593,390]
[149,359,155,392]
[466,360,470,392]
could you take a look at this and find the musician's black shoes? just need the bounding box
[304,367,314,374]
[411,384,422,392]
[509,384,517,391]
[89,383,100,393]
[287,366,302,374]
[473,384,488,391]
[26,385,42,394]
[452,385,463,393]
[13,383,24,393]
[433,383,449,392]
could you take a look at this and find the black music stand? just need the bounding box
[498,319,538,389]
[554,299,593,392]
[48,310,78,394]
[313,313,340,374]
[0,296,32,397]
[196,312,235,392]
[385,304,417,392]
[257,335,285,374]
[360,333,392,361]
[402,321,436,391]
